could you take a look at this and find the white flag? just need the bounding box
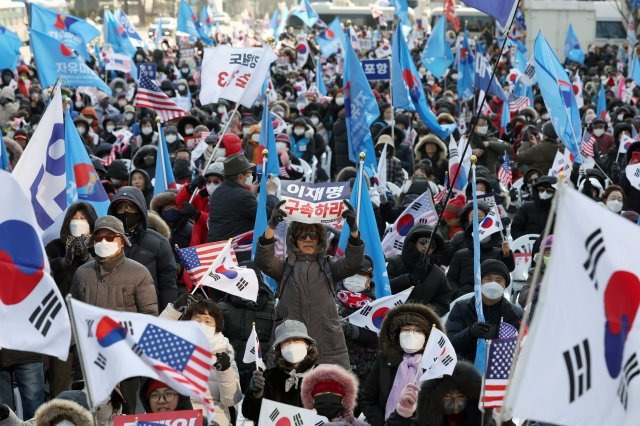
[198,239,259,302]
[477,206,503,240]
[200,45,277,108]
[619,135,634,154]
[12,85,66,243]
[376,143,387,188]
[503,186,640,425]
[548,149,572,178]
[346,287,412,334]
[381,191,438,258]
[68,298,216,417]
[625,163,640,190]
[103,48,135,74]
[0,171,71,360]
[243,323,266,371]
[258,399,318,425]
[419,327,457,382]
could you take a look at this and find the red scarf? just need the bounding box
[337,290,372,309]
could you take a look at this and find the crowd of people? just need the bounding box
[1,11,640,426]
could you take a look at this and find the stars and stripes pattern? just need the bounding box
[498,322,518,339]
[433,189,447,205]
[508,93,531,112]
[134,69,188,122]
[177,241,239,284]
[498,154,513,188]
[581,130,595,158]
[137,324,215,414]
[481,337,517,409]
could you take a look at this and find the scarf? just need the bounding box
[336,290,372,309]
[284,367,314,393]
[385,353,422,420]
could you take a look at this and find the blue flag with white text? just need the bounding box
[177,0,213,45]
[103,9,136,57]
[596,84,606,119]
[154,124,177,195]
[474,55,507,100]
[421,16,454,79]
[114,9,147,49]
[457,26,475,100]
[393,0,411,28]
[31,29,112,95]
[564,24,585,64]
[461,0,519,29]
[534,30,582,163]
[290,0,319,27]
[64,109,109,216]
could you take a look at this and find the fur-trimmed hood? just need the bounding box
[150,191,177,213]
[416,360,482,424]
[379,303,444,364]
[147,210,171,239]
[414,134,447,165]
[300,364,359,413]
[33,398,93,425]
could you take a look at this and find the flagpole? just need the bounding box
[191,237,234,294]
[389,21,395,146]
[356,152,365,225]
[252,321,259,371]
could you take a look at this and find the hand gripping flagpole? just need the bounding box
[191,237,234,295]
[356,152,365,226]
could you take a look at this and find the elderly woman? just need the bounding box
[255,200,364,369]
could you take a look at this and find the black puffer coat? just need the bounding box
[510,177,556,239]
[386,224,452,316]
[107,186,178,310]
[332,115,350,176]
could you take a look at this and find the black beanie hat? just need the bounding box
[481,259,511,286]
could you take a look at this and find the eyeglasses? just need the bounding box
[537,188,554,194]
[297,231,319,241]
[148,390,178,402]
[115,203,137,214]
[93,234,118,243]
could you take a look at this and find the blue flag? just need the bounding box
[631,52,640,85]
[596,83,607,118]
[290,0,319,27]
[343,33,379,171]
[31,29,112,95]
[269,9,280,35]
[316,18,344,57]
[393,0,411,28]
[457,26,475,100]
[421,16,454,79]
[64,109,109,216]
[474,55,507,100]
[0,130,11,171]
[564,24,585,64]
[200,6,213,37]
[470,166,486,373]
[460,0,519,29]
[113,9,147,49]
[30,3,99,60]
[103,9,136,57]
[337,165,391,298]
[392,25,454,140]
[500,99,510,136]
[154,124,177,195]
[177,0,213,45]
[316,59,327,96]
[534,30,582,163]
[0,26,22,71]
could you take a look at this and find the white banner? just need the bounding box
[419,327,457,382]
[200,46,277,108]
[280,181,349,225]
[626,163,640,190]
[346,287,412,334]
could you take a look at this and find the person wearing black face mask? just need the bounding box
[150,192,193,250]
[132,145,158,178]
[107,186,178,310]
[511,176,558,239]
[300,365,367,425]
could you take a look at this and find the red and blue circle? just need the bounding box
[96,316,127,347]
[215,264,238,279]
[397,214,414,236]
[0,220,44,305]
[481,218,493,229]
[372,307,390,329]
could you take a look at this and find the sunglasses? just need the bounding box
[93,234,118,243]
[537,188,554,194]
[297,231,320,241]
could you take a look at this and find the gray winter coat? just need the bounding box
[255,224,364,368]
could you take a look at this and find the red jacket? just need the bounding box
[175,185,209,246]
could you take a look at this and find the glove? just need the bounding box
[0,404,10,420]
[396,383,420,418]
[214,352,231,371]
[188,175,206,194]
[180,202,200,221]
[469,322,495,339]
[249,369,266,398]
[342,200,357,232]
[268,200,287,229]
[410,255,430,284]
[172,293,198,313]
[341,319,359,341]
[65,236,90,265]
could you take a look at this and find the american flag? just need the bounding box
[581,130,595,158]
[498,322,518,339]
[177,241,239,284]
[134,69,188,123]
[137,324,214,412]
[498,154,513,188]
[433,189,447,205]
[508,94,531,112]
[481,337,517,409]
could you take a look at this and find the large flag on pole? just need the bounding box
[68,298,216,418]
[177,0,214,45]
[316,18,345,57]
[0,26,22,71]
[421,16,454,79]
[457,26,475,100]
[103,9,136,57]
[0,170,71,360]
[474,55,507,101]
[564,23,585,64]
[154,123,177,195]
[460,0,519,29]
[504,186,640,425]
[31,30,112,95]
[113,9,148,49]
[534,30,582,163]
[290,0,319,27]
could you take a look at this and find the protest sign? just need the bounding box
[361,59,391,80]
[113,410,203,426]
[509,234,539,281]
[137,63,157,80]
[280,181,349,225]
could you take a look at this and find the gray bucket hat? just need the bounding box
[223,153,255,176]
[273,320,315,348]
[90,215,132,247]
[204,160,224,178]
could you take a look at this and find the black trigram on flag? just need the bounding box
[85,319,95,337]
[617,353,640,410]
[438,336,446,348]
[410,202,423,211]
[29,289,63,337]
[119,321,134,336]
[236,278,249,291]
[359,306,372,316]
[442,354,454,366]
[563,339,591,403]
[94,353,107,370]
[583,228,605,289]
[293,413,303,426]
[131,343,144,356]
[393,240,403,250]
[208,273,221,282]
[269,408,280,421]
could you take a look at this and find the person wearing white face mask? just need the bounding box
[242,320,320,423]
[600,185,626,214]
[589,117,614,155]
[359,303,444,425]
[469,116,513,179]
[70,215,158,413]
[446,259,522,365]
